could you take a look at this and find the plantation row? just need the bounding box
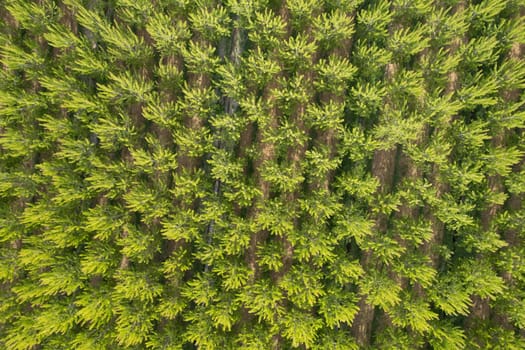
[1,0,524,348]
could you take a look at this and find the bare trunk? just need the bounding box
[425,1,466,270]
[488,39,524,330]
[315,15,356,192]
[352,147,397,346]
[245,97,279,278]
[246,3,291,281]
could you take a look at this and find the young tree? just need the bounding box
[1,0,524,349]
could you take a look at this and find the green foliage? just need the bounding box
[281,308,323,348]
[359,270,402,310]
[389,292,439,333]
[1,0,524,349]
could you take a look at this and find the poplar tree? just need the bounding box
[1,0,525,349]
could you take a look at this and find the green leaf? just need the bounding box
[281,308,323,349]
[358,270,401,309]
[319,287,359,327]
